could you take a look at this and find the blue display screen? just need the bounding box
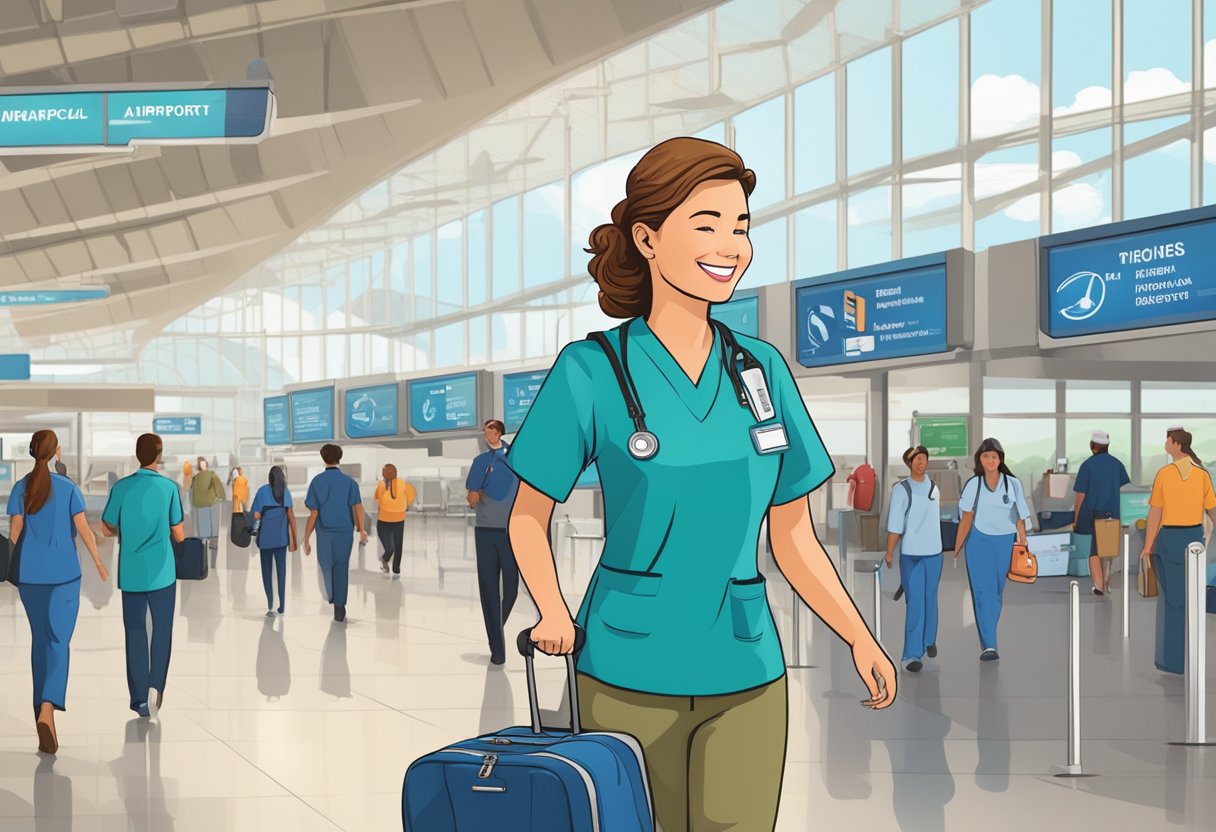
[0,87,270,149]
[409,373,479,433]
[153,416,201,435]
[710,295,759,337]
[794,264,948,367]
[289,388,334,443]
[0,289,110,306]
[0,354,31,380]
[264,397,290,446]
[1043,210,1216,338]
[345,383,399,439]
[503,371,548,433]
[0,462,12,482]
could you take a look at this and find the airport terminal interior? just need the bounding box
[4,0,1216,829]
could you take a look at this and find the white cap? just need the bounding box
[1168,425,1185,433]
[1091,431,1110,445]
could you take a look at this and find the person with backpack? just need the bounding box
[190,457,225,550]
[954,438,1031,662]
[884,446,944,674]
[6,430,107,754]
[250,466,298,616]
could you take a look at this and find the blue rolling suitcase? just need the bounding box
[402,627,654,831]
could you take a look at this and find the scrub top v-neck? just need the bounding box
[508,318,834,696]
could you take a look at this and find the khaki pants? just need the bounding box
[577,674,788,832]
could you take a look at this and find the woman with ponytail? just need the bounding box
[5,430,106,754]
[1142,427,1216,674]
[505,137,895,829]
[374,464,415,575]
[250,466,298,616]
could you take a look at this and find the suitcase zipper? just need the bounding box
[432,747,602,832]
[478,754,498,779]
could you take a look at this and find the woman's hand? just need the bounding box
[853,637,896,710]
[884,552,894,569]
[529,614,577,656]
[95,561,109,582]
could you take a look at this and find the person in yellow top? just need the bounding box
[1141,427,1216,674]
[374,464,416,575]
[231,467,249,514]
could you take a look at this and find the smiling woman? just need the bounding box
[506,137,896,831]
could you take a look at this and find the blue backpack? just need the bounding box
[258,502,290,550]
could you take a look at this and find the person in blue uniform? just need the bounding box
[6,430,107,754]
[303,444,367,622]
[885,445,944,674]
[506,137,896,831]
[250,466,298,616]
[954,438,1031,662]
[1072,430,1130,596]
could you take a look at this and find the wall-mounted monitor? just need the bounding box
[1040,205,1216,340]
[263,396,291,446]
[710,294,759,338]
[153,416,201,436]
[289,387,334,444]
[1120,490,1151,526]
[793,252,967,369]
[408,372,479,434]
[503,370,548,434]
[344,382,399,439]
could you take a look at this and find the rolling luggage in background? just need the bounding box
[402,626,654,832]
[230,510,253,548]
[174,537,209,581]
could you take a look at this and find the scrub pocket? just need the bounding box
[729,576,769,642]
[595,566,662,639]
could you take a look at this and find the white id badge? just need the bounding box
[751,423,789,455]
[740,366,776,422]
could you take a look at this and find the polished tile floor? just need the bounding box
[0,513,1214,830]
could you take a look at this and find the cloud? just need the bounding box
[1053,182,1107,226]
[1205,127,1216,165]
[1207,40,1216,88]
[1003,194,1039,223]
[1052,150,1083,174]
[974,161,1039,201]
[1124,67,1190,103]
[1053,85,1112,117]
[971,74,1039,138]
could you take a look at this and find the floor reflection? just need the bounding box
[320,621,351,699]
[256,616,291,701]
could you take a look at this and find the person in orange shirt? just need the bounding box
[231,467,249,514]
[1141,427,1216,674]
[374,464,416,575]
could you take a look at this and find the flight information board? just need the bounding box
[289,388,334,444]
[409,373,479,433]
[710,295,760,337]
[503,370,548,433]
[153,416,202,436]
[263,397,290,446]
[1042,207,1216,339]
[794,262,948,368]
[345,383,399,439]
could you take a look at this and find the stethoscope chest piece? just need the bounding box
[628,431,659,460]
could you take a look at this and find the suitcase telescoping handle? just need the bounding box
[517,625,587,736]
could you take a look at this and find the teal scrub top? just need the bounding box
[508,319,834,697]
[101,468,183,592]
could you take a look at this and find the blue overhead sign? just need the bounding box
[0,93,104,146]
[0,86,271,150]
[153,416,201,436]
[794,257,949,368]
[0,354,32,380]
[0,289,110,306]
[503,370,548,433]
[1041,206,1216,339]
[710,294,760,338]
[264,396,291,446]
[290,388,334,444]
[345,383,399,439]
[409,372,479,434]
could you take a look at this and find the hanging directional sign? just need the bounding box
[0,84,273,152]
[0,289,110,306]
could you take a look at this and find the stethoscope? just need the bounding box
[590,319,767,461]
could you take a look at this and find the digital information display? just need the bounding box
[916,417,969,458]
[0,354,31,380]
[710,295,759,338]
[0,87,271,150]
[1042,208,1216,338]
[503,370,548,433]
[153,416,201,435]
[1120,491,1151,525]
[794,264,948,368]
[345,383,399,439]
[263,397,291,446]
[0,289,110,306]
[289,388,334,444]
[1027,532,1071,578]
[409,373,479,433]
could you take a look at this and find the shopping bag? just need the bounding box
[1093,517,1121,559]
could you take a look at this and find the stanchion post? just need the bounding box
[1053,581,1088,777]
[1122,527,1130,640]
[1171,542,1215,746]
[873,567,882,647]
[835,509,849,568]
